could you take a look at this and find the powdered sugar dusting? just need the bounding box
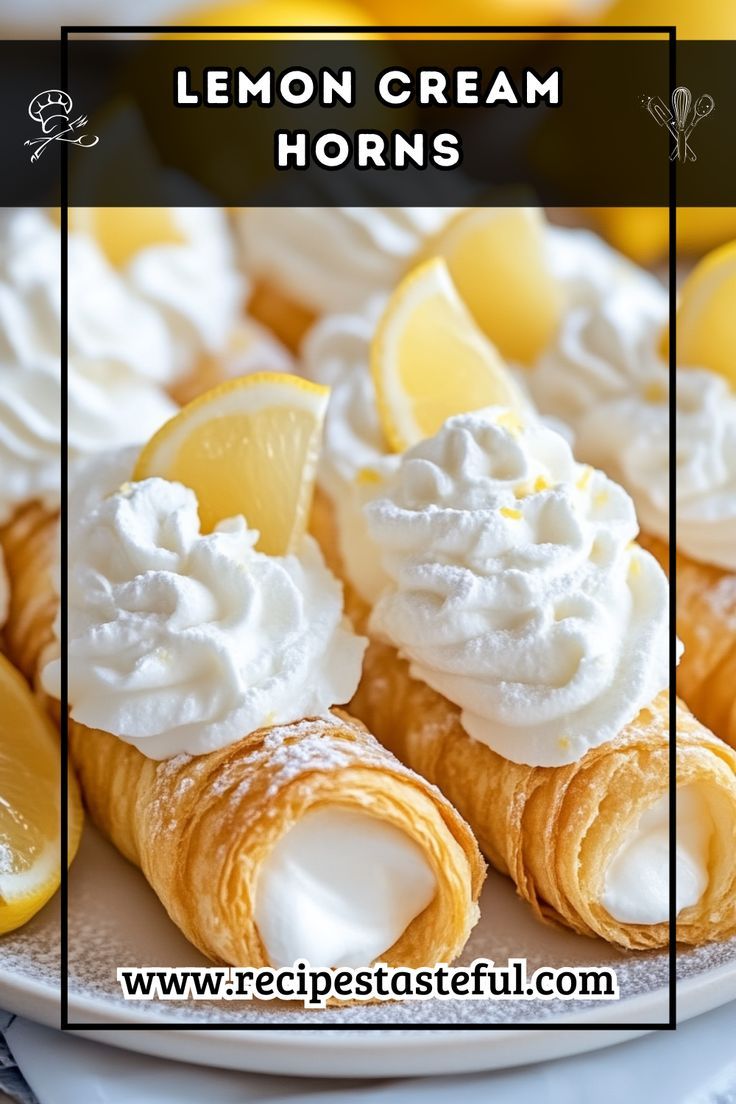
[5,826,730,1031]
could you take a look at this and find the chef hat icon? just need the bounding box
[28,89,73,134]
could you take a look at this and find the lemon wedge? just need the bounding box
[0,654,83,935]
[67,208,185,269]
[677,241,736,387]
[427,207,564,365]
[134,373,330,555]
[371,257,527,453]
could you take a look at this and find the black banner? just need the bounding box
[3,37,732,207]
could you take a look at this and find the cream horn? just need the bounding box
[0,205,178,668]
[528,239,736,752]
[295,216,736,946]
[641,533,736,751]
[311,411,736,949]
[38,429,483,973]
[0,205,286,665]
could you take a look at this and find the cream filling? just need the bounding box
[254,808,437,968]
[601,785,712,925]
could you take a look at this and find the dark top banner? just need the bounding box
[2,38,732,207]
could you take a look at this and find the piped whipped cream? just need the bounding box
[302,297,390,603]
[0,209,180,522]
[530,279,668,426]
[544,224,663,313]
[239,207,460,316]
[530,247,736,570]
[0,210,64,521]
[365,411,670,768]
[255,808,436,968]
[528,246,669,524]
[673,369,736,571]
[115,208,245,379]
[43,470,366,759]
[300,224,659,594]
[302,217,734,575]
[601,785,712,924]
[573,367,736,573]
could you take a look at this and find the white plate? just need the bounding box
[2,826,735,1078]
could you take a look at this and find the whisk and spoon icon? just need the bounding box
[642,86,715,162]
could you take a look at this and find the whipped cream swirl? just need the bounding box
[0,209,182,521]
[529,277,668,424]
[300,224,663,595]
[302,297,391,603]
[239,207,459,316]
[545,224,662,311]
[70,207,244,384]
[0,209,64,521]
[44,475,366,759]
[673,369,736,571]
[530,238,736,571]
[573,368,736,567]
[365,412,670,767]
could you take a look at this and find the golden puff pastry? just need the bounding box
[69,710,485,969]
[311,489,736,949]
[16,485,485,972]
[641,532,736,750]
[350,635,736,950]
[0,503,59,695]
[246,279,316,355]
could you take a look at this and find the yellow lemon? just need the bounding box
[362,0,571,25]
[677,240,736,386]
[0,655,83,935]
[597,0,736,39]
[167,0,376,37]
[371,257,527,452]
[592,208,669,267]
[678,209,736,257]
[592,208,736,265]
[134,372,330,554]
[428,206,564,365]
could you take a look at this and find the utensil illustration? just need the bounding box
[672,86,692,162]
[642,87,714,163]
[670,93,715,161]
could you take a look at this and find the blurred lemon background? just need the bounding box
[3,0,735,39]
[0,0,733,260]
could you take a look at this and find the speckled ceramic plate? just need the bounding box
[2,825,735,1077]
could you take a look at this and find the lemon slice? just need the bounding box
[134,373,330,555]
[371,258,527,453]
[0,654,83,935]
[677,241,736,387]
[67,208,185,269]
[427,207,564,365]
